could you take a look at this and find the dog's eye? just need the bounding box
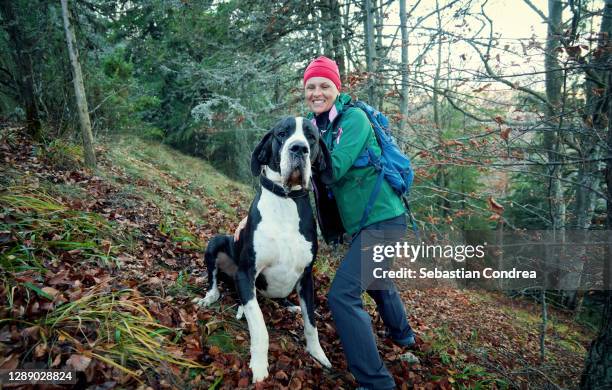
[277,131,286,138]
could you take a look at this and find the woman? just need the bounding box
[237,56,415,389]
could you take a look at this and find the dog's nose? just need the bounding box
[289,143,309,155]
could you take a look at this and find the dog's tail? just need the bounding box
[205,235,236,292]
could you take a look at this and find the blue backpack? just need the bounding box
[349,101,417,232]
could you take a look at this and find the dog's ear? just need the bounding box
[313,138,333,185]
[251,130,274,176]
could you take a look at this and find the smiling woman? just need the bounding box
[301,56,417,390]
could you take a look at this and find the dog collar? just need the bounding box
[260,175,308,198]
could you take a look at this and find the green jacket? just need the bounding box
[310,93,405,235]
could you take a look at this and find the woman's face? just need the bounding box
[304,77,339,115]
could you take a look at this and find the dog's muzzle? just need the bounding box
[287,142,309,186]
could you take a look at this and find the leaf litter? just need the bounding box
[0,127,594,389]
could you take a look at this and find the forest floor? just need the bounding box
[0,125,596,389]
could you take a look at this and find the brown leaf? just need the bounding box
[237,377,250,388]
[34,342,48,358]
[472,83,491,93]
[21,325,41,340]
[385,351,398,362]
[254,382,266,390]
[208,345,221,356]
[41,287,60,299]
[66,354,92,371]
[289,377,303,389]
[51,354,62,367]
[46,270,70,286]
[443,140,464,147]
[500,128,511,141]
[565,45,582,58]
[275,370,288,380]
[0,354,19,370]
[488,197,504,214]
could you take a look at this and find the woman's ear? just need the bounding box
[313,138,333,185]
[250,130,274,177]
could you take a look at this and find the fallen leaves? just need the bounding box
[66,354,92,371]
[1,126,592,389]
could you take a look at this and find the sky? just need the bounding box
[385,0,551,70]
[483,0,547,40]
[376,0,569,97]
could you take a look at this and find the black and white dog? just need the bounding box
[194,117,333,382]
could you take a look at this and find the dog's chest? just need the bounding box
[253,190,313,298]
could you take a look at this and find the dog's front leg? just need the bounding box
[236,269,269,382]
[297,266,332,368]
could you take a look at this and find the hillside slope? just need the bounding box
[0,126,595,389]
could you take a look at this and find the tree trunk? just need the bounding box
[544,0,565,230]
[540,289,547,362]
[399,0,409,134]
[320,0,334,58]
[319,0,345,78]
[325,0,345,79]
[374,0,384,108]
[544,0,572,308]
[364,0,376,103]
[580,291,612,389]
[575,0,611,229]
[432,0,449,217]
[566,0,611,307]
[308,1,321,58]
[61,0,96,168]
[433,0,442,128]
[580,3,612,387]
[0,0,41,137]
[342,1,354,75]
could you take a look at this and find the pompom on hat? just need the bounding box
[303,56,341,91]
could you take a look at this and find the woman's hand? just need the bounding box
[234,216,248,241]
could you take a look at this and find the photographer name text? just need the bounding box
[373,267,537,279]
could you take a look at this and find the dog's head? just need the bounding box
[251,117,332,188]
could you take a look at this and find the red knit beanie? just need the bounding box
[303,56,341,91]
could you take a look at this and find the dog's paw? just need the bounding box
[193,289,220,307]
[286,305,301,314]
[307,345,332,368]
[250,357,269,383]
[236,305,244,320]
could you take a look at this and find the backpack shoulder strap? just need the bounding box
[357,165,386,232]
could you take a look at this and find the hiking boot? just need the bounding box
[383,327,416,348]
[391,334,416,348]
